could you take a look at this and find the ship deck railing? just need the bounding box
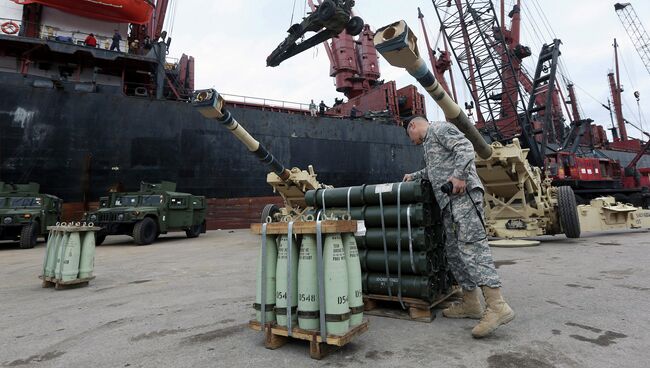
[0,17,138,56]
[221,93,312,115]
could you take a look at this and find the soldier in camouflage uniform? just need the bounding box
[403,116,515,338]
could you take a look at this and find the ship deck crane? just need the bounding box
[306,0,379,99]
[301,1,426,123]
[615,2,650,77]
[266,0,364,67]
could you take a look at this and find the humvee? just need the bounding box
[86,181,207,245]
[0,182,62,249]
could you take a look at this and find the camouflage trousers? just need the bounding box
[441,188,501,290]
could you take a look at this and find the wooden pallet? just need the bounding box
[250,220,358,235]
[363,287,459,322]
[39,275,95,290]
[248,319,369,360]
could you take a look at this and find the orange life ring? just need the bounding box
[1,21,20,35]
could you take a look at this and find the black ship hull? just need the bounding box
[0,73,424,203]
[3,72,649,218]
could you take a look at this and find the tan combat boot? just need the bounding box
[442,288,484,319]
[471,286,515,338]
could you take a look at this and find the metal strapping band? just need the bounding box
[286,221,294,336]
[260,223,268,326]
[275,306,298,314]
[253,303,276,311]
[396,182,405,309]
[379,192,392,297]
[315,215,327,340]
[346,187,352,215]
[320,188,328,213]
[350,306,365,315]
[325,312,351,322]
[407,205,417,274]
[42,230,52,277]
[297,310,320,319]
[56,233,68,280]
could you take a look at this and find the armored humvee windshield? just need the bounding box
[7,197,42,208]
[114,195,138,207]
[141,195,163,206]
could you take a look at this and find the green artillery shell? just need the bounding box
[54,233,70,280]
[44,231,62,278]
[298,235,320,330]
[321,204,431,227]
[78,232,96,279]
[275,234,298,327]
[359,249,433,275]
[255,235,277,323]
[305,180,432,208]
[324,234,350,336]
[304,186,365,208]
[60,232,82,282]
[363,273,434,302]
[358,227,432,251]
[342,233,363,327]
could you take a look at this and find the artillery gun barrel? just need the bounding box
[191,89,291,181]
[372,21,493,159]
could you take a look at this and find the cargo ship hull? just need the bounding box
[0,72,424,226]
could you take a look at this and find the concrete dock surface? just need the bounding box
[1,229,649,368]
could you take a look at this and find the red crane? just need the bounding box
[417,7,457,101]
[610,38,628,142]
[306,0,378,99]
[149,0,169,39]
[307,0,425,122]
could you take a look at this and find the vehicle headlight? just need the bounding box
[3,216,12,224]
[117,213,124,221]
[90,214,97,222]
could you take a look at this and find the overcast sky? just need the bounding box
[165,0,650,140]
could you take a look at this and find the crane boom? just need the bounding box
[615,3,650,76]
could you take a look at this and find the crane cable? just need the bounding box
[289,0,298,27]
[619,45,647,134]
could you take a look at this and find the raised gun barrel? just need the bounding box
[191,89,291,181]
[372,20,493,160]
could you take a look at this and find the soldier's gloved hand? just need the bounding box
[448,176,466,194]
[403,174,413,182]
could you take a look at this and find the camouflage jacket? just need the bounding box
[410,122,484,209]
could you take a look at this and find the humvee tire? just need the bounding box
[186,223,202,238]
[19,222,38,249]
[133,217,158,245]
[558,186,580,239]
[95,232,107,246]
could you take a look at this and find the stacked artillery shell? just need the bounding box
[305,180,453,303]
[254,226,363,336]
